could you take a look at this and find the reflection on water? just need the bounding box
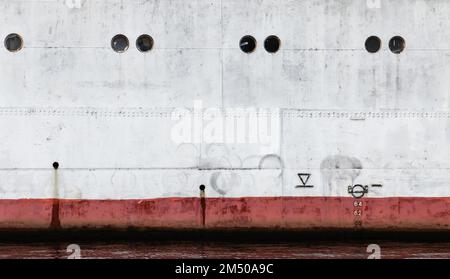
[0,240,448,259]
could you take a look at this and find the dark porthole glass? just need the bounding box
[264,35,281,53]
[365,36,381,53]
[4,33,23,52]
[136,34,154,52]
[389,36,405,54]
[111,34,129,53]
[239,35,257,53]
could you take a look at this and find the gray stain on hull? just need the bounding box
[320,155,363,195]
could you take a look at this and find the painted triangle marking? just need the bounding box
[296,173,314,188]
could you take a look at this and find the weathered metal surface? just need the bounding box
[0,0,448,231]
[0,197,448,230]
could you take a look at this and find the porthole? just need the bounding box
[111,34,129,53]
[4,33,23,52]
[389,36,405,54]
[264,35,281,53]
[239,35,257,53]
[365,36,381,53]
[136,34,154,52]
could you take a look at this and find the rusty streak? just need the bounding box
[50,163,61,230]
[200,185,206,227]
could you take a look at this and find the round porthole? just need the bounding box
[136,34,154,52]
[264,35,281,53]
[365,36,381,53]
[111,34,129,53]
[4,33,23,52]
[239,35,257,53]
[389,36,405,54]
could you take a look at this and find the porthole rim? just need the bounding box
[136,34,154,52]
[388,35,406,54]
[264,35,281,53]
[111,34,130,53]
[239,35,257,53]
[4,33,24,53]
[364,35,382,53]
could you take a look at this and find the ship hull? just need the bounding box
[0,197,447,231]
[1,0,450,232]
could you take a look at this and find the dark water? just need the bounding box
[0,240,449,259]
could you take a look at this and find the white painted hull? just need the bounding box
[0,0,448,230]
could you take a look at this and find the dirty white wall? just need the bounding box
[0,0,449,199]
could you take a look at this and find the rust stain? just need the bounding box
[200,185,206,227]
[50,163,61,230]
[50,199,61,230]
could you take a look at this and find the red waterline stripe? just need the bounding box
[0,197,447,230]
